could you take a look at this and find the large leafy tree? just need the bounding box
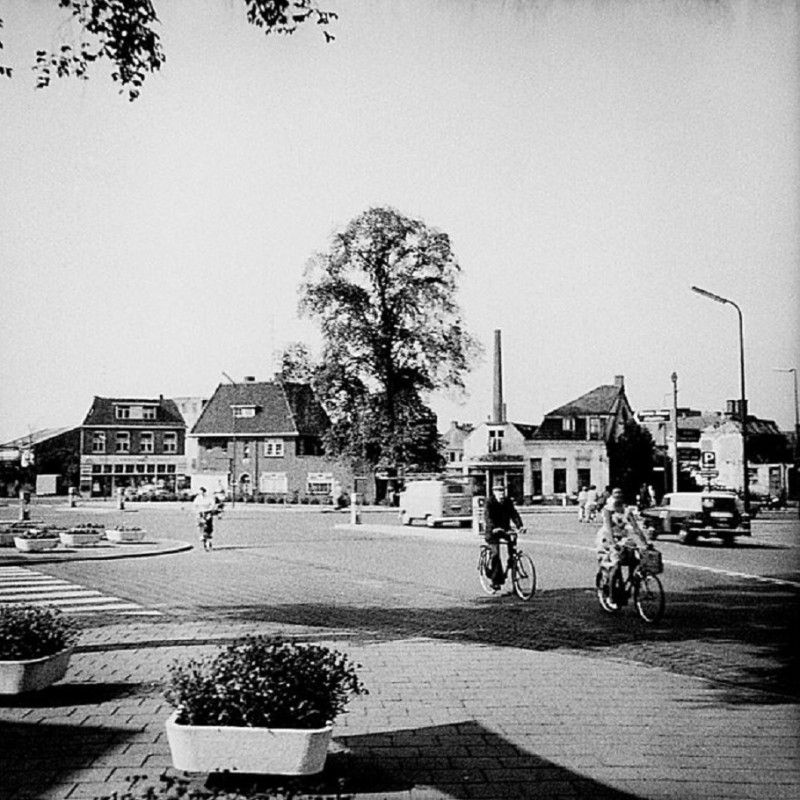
[608,419,656,502]
[300,206,481,473]
[0,0,336,100]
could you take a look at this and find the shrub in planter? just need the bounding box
[166,636,366,729]
[0,604,79,694]
[164,636,367,775]
[0,604,79,660]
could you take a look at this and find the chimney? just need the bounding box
[244,376,256,383]
[493,329,504,423]
[614,375,625,389]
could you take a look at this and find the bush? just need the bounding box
[0,604,79,660]
[165,636,366,730]
[12,527,63,540]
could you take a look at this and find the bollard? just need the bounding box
[350,492,361,525]
[117,487,125,511]
[18,489,30,521]
[472,496,485,536]
[68,487,77,508]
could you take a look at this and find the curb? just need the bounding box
[0,538,192,566]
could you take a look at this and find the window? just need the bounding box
[260,472,288,494]
[143,406,157,420]
[163,432,177,454]
[115,406,130,419]
[530,458,542,497]
[589,417,601,438]
[488,429,504,453]
[577,468,591,489]
[156,464,166,473]
[91,432,106,453]
[243,442,251,460]
[114,464,124,473]
[116,432,130,453]
[553,468,567,494]
[92,465,102,474]
[307,472,334,495]
[562,417,575,432]
[233,406,256,418]
[264,439,285,457]
[140,432,154,454]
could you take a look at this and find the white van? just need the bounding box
[399,479,473,527]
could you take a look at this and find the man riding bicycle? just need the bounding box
[483,482,523,590]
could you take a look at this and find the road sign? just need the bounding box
[700,451,716,469]
[699,469,719,480]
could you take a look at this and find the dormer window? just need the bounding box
[233,406,257,418]
[562,418,575,432]
[116,406,130,419]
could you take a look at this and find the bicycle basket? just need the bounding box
[640,548,663,575]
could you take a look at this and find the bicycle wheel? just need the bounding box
[634,573,664,623]
[511,552,536,600]
[478,548,497,594]
[596,567,620,613]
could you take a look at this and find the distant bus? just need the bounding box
[398,478,473,527]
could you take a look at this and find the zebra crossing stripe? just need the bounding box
[0,566,161,617]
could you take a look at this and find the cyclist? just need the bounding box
[483,482,523,590]
[193,487,219,551]
[595,487,650,583]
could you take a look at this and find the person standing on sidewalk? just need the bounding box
[577,486,588,522]
[483,482,523,590]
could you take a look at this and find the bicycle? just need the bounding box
[478,529,537,600]
[197,504,223,551]
[595,541,665,623]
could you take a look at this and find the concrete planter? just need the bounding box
[165,711,333,775]
[13,536,59,553]
[105,528,146,543]
[0,531,16,547]
[59,531,102,547]
[0,647,74,694]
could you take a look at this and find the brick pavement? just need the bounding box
[1,616,799,800]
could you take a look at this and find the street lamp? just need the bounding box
[670,372,679,492]
[691,286,749,513]
[222,372,236,507]
[774,367,799,513]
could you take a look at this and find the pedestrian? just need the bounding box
[585,484,598,522]
[193,487,218,551]
[577,485,588,522]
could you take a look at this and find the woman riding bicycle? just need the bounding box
[595,487,650,579]
[484,482,523,590]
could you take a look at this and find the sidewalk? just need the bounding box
[2,615,798,800]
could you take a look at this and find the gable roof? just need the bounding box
[0,427,78,449]
[191,381,330,437]
[82,397,185,427]
[545,384,624,417]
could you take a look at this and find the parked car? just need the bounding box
[641,491,750,546]
[398,479,473,527]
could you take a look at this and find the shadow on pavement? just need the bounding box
[0,720,134,799]
[201,721,638,799]
[0,681,150,709]
[202,577,798,704]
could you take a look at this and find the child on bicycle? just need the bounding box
[483,482,523,590]
[595,487,650,574]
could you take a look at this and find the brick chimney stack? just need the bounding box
[493,329,504,423]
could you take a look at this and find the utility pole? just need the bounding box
[670,372,679,492]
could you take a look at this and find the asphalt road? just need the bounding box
[11,501,800,701]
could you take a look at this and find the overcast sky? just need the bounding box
[1,0,797,443]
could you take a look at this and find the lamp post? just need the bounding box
[222,372,236,507]
[670,372,679,492]
[774,367,799,513]
[691,286,749,514]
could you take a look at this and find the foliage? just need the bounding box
[300,206,481,473]
[12,526,63,540]
[0,1,336,100]
[0,604,79,660]
[165,636,366,730]
[608,420,656,502]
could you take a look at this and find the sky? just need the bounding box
[1,0,798,444]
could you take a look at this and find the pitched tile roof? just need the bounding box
[0,427,78,449]
[191,381,330,437]
[545,384,623,417]
[81,397,185,427]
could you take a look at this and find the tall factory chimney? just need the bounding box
[492,329,504,423]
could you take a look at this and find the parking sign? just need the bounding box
[701,451,716,469]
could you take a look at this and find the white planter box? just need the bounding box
[59,531,102,547]
[14,536,59,552]
[165,711,333,775]
[0,647,74,694]
[105,528,146,543]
